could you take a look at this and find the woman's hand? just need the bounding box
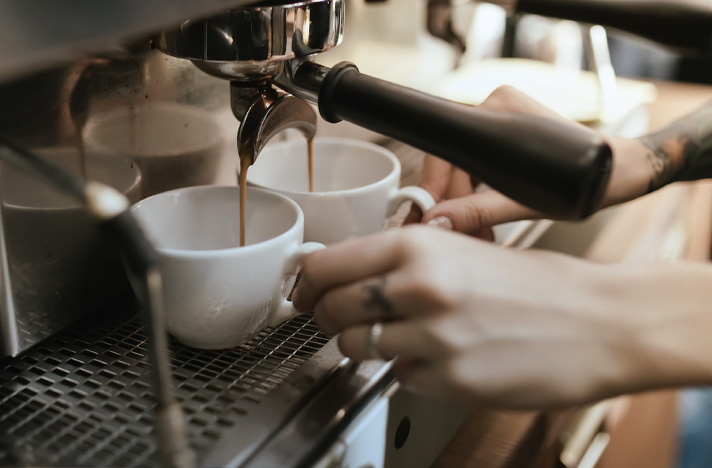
[293,225,712,409]
[410,155,539,241]
[293,226,628,409]
[407,86,651,236]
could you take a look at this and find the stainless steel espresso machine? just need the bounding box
[2,1,712,467]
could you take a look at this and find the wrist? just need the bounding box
[602,137,652,208]
[592,261,712,396]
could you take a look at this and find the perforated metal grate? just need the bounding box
[0,306,330,467]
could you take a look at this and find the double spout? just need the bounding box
[231,81,316,164]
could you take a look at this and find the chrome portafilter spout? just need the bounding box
[155,0,335,163]
[231,81,317,164]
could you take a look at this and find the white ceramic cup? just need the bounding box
[83,102,225,198]
[129,186,324,350]
[246,137,436,245]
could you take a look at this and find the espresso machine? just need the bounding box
[2,1,712,467]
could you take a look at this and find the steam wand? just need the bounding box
[0,137,195,468]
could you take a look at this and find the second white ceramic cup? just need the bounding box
[246,137,436,245]
[129,186,324,350]
[83,102,225,198]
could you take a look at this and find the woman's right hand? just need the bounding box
[294,225,712,409]
[406,86,651,236]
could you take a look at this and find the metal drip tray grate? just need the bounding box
[0,305,331,467]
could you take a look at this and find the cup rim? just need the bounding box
[246,137,401,198]
[130,185,304,257]
[83,102,225,157]
[1,146,142,211]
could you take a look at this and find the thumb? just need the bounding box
[422,190,541,235]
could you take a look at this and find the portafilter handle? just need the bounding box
[276,61,612,220]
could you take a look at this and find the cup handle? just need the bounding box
[268,242,326,327]
[387,185,436,217]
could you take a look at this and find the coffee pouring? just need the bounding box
[3,1,712,467]
[155,0,612,220]
[153,0,712,221]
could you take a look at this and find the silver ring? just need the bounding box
[368,322,387,361]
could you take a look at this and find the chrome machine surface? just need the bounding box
[0,2,394,467]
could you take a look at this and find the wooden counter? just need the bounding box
[647,80,712,132]
[423,79,712,468]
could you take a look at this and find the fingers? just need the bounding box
[292,230,406,314]
[423,190,542,236]
[407,86,582,229]
[418,155,453,200]
[338,320,447,362]
[480,85,570,123]
[402,204,425,226]
[314,275,399,336]
[445,167,475,200]
[314,271,447,336]
[404,156,452,225]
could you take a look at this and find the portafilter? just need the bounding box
[156,0,611,220]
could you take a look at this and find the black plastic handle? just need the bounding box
[317,62,612,220]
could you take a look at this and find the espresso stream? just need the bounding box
[238,138,315,247]
[239,155,251,247]
[307,138,314,193]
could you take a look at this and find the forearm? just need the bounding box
[599,99,712,207]
[638,99,712,191]
[592,260,712,397]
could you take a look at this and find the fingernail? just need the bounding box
[427,216,453,230]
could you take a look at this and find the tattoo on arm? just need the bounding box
[639,100,712,193]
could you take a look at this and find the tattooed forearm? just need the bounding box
[639,100,712,193]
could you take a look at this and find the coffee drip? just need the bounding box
[307,138,314,193]
[238,155,251,247]
[238,137,315,247]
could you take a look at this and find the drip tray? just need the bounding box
[0,304,359,467]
